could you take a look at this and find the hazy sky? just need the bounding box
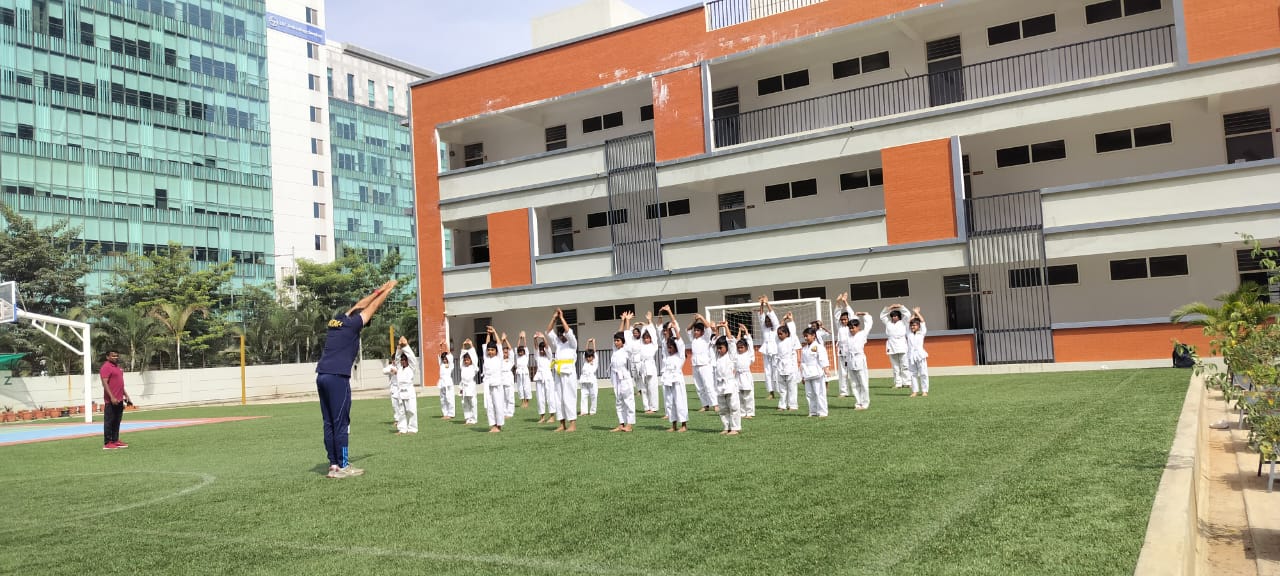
[325,0,697,75]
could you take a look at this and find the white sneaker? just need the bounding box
[340,466,364,477]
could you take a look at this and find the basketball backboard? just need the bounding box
[0,281,17,324]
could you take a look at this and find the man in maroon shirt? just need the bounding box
[100,350,131,450]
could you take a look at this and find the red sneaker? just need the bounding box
[114,441,129,449]
[103,442,119,450]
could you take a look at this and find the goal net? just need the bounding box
[705,298,839,376]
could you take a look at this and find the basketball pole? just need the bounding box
[18,309,94,423]
[240,334,246,405]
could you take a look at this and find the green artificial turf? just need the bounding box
[0,369,1190,576]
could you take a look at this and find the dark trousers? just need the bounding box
[316,373,352,468]
[103,401,124,445]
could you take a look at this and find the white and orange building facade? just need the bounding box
[410,0,1280,370]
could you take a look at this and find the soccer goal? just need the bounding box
[705,297,841,378]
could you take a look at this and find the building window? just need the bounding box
[374,221,383,235]
[758,69,810,96]
[17,124,33,140]
[346,74,355,101]
[582,111,624,134]
[594,304,636,322]
[849,279,910,300]
[1009,268,1043,288]
[1086,0,1161,24]
[551,217,574,253]
[309,106,322,123]
[305,6,318,24]
[346,217,358,232]
[1095,123,1173,153]
[988,14,1056,45]
[640,105,654,122]
[1149,254,1189,277]
[307,74,321,91]
[0,8,13,26]
[306,43,320,60]
[832,51,891,79]
[326,68,333,96]
[1237,247,1280,302]
[839,168,883,190]
[313,202,325,219]
[312,170,325,187]
[470,230,489,264]
[545,125,568,151]
[1110,258,1148,280]
[997,140,1067,167]
[48,17,64,39]
[79,22,94,45]
[645,199,691,220]
[368,80,376,107]
[586,209,628,228]
[387,85,395,113]
[164,48,177,67]
[653,299,699,315]
[1223,109,1274,163]
[154,189,168,210]
[311,138,324,155]
[773,287,827,301]
[718,191,746,232]
[765,178,818,202]
[1046,264,1079,285]
[315,235,327,250]
[463,143,484,167]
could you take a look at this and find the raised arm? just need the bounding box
[398,337,418,370]
[912,307,925,324]
[349,280,398,326]
[586,338,596,353]
[556,308,572,333]
[858,311,874,332]
[517,331,527,348]
[546,311,559,336]
[484,326,496,346]
[619,310,635,341]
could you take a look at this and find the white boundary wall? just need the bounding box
[0,359,391,412]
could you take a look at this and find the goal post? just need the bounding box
[0,280,95,423]
[705,297,841,379]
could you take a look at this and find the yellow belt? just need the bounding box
[552,359,575,370]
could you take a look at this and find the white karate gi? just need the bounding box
[733,334,756,417]
[550,329,578,422]
[907,322,930,395]
[881,307,913,389]
[610,345,635,425]
[534,352,555,416]
[842,312,873,409]
[637,327,660,412]
[500,352,516,418]
[387,364,417,433]
[800,339,830,417]
[625,329,646,405]
[688,326,715,409]
[714,350,741,432]
[758,311,780,395]
[458,352,478,424]
[579,357,598,415]
[437,353,456,419]
[515,351,532,402]
[773,321,800,410]
[482,352,506,428]
[662,337,689,425]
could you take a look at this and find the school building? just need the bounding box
[410,0,1280,369]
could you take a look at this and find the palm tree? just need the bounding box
[1172,282,1280,344]
[149,302,208,371]
[99,308,163,372]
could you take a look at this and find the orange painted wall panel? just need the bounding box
[882,139,957,244]
[487,209,532,289]
[653,68,706,162]
[1052,324,1212,363]
[1183,0,1280,63]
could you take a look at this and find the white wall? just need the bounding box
[266,0,335,276]
[0,360,393,412]
[532,0,647,48]
[326,44,422,116]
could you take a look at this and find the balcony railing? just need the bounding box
[705,0,827,31]
[713,25,1176,147]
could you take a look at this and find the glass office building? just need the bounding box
[0,0,274,290]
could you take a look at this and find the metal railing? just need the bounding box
[713,25,1175,147]
[705,0,827,31]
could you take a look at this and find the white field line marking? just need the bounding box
[0,471,216,536]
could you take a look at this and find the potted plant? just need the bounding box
[69,405,81,416]
[17,409,32,421]
[1,406,13,423]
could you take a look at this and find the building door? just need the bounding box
[604,132,663,274]
[943,273,984,364]
[712,86,741,147]
[926,36,964,107]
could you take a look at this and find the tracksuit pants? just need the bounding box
[316,373,352,468]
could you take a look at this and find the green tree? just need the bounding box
[150,302,208,371]
[288,248,417,357]
[97,308,163,372]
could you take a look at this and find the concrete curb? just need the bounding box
[1133,372,1207,576]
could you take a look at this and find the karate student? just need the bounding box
[387,336,419,420]
[800,326,832,417]
[437,342,456,420]
[481,327,506,433]
[634,312,661,414]
[880,304,913,389]
[758,297,780,400]
[388,355,418,433]
[658,306,689,432]
[532,335,556,424]
[688,313,717,412]
[624,318,647,410]
[499,335,517,419]
[579,339,599,416]
[546,308,579,432]
[732,324,757,419]
[458,342,479,424]
[713,323,742,435]
[515,333,533,408]
[907,307,930,398]
[833,296,854,398]
[773,312,801,411]
[609,329,636,432]
[836,295,874,410]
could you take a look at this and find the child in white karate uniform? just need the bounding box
[688,313,716,412]
[546,308,578,432]
[658,306,689,432]
[387,355,418,433]
[836,296,874,410]
[624,321,647,411]
[579,339,598,416]
[533,337,556,424]
[500,337,516,419]
[773,312,801,411]
[907,307,930,398]
[515,334,532,409]
[437,343,456,420]
[800,326,831,417]
[732,325,756,418]
[609,324,636,432]
[458,341,478,424]
[881,304,913,389]
[758,296,780,400]
[713,323,741,435]
[833,297,855,398]
[481,327,506,433]
[637,312,661,414]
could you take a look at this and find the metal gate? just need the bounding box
[965,190,1054,364]
[605,132,663,274]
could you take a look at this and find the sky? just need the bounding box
[324,0,697,75]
